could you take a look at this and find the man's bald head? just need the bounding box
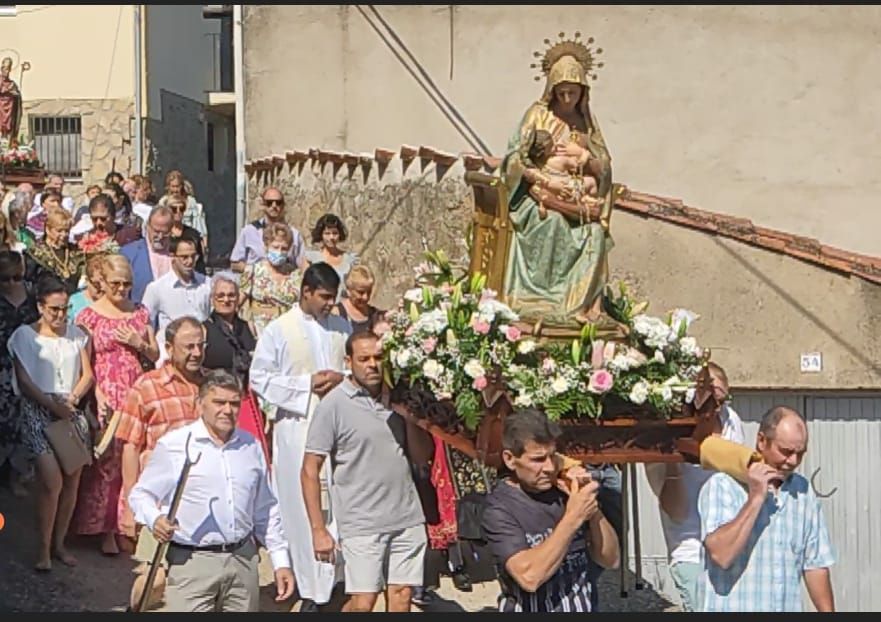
[757,406,808,477]
[759,406,806,441]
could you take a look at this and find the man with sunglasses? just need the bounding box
[229,187,305,273]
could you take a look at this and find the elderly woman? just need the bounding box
[203,273,256,382]
[239,221,300,337]
[304,213,358,300]
[24,207,86,296]
[8,192,36,251]
[334,265,383,334]
[157,170,208,253]
[8,276,94,570]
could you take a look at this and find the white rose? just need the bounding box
[463,359,486,379]
[514,392,534,408]
[422,359,444,381]
[551,376,570,394]
[679,337,703,358]
[403,288,423,303]
[394,349,414,368]
[653,350,666,364]
[517,339,537,355]
[414,309,448,335]
[629,380,649,405]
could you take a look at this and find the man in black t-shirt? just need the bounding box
[481,409,620,612]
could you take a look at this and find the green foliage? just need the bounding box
[456,390,482,431]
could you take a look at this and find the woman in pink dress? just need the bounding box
[70,254,159,555]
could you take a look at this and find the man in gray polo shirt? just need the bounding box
[301,331,426,612]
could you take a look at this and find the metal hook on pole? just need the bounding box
[134,432,202,612]
[810,467,837,499]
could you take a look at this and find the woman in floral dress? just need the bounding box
[239,221,300,337]
[70,254,159,555]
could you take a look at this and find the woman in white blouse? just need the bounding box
[8,276,94,571]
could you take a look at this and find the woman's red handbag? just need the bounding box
[238,387,271,471]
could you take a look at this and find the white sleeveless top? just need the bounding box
[7,323,89,396]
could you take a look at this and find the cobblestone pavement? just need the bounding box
[0,485,677,612]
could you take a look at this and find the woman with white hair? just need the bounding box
[202,272,268,464]
[203,272,256,382]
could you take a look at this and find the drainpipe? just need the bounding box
[233,4,247,234]
[133,5,143,175]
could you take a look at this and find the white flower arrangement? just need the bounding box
[384,251,711,429]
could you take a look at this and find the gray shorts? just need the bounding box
[340,524,427,593]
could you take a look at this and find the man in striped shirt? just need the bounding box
[481,409,619,612]
[699,406,835,612]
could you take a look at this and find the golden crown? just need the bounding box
[531,32,604,82]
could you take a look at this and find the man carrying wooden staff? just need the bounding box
[129,369,295,612]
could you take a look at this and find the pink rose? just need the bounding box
[588,370,614,394]
[542,357,557,372]
[472,376,488,391]
[421,336,437,354]
[471,318,491,335]
[504,325,522,342]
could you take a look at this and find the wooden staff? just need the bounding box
[135,432,202,613]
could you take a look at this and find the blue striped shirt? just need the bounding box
[698,472,835,612]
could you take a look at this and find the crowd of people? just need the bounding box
[0,172,834,613]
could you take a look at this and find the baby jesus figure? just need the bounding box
[525,129,601,220]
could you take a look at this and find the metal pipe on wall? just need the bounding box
[133,5,143,175]
[233,4,247,234]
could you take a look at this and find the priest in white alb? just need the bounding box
[249,263,351,611]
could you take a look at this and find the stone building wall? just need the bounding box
[248,160,881,390]
[22,98,135,203]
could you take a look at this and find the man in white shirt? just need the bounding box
[129,369,295,612]
[250,262,351,612]
[229,187,305,272]
[644,362,746,612]
[142,237,212,363]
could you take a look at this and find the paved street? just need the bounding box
[0,485,677,612]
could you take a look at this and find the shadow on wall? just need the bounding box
[145,89,237,258]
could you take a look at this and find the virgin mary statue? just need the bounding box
[500,33,618,330]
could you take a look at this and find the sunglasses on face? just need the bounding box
[107,280,133,289]
[170,206,187,214]
[44,304,70,314]
[264,199,284,207]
